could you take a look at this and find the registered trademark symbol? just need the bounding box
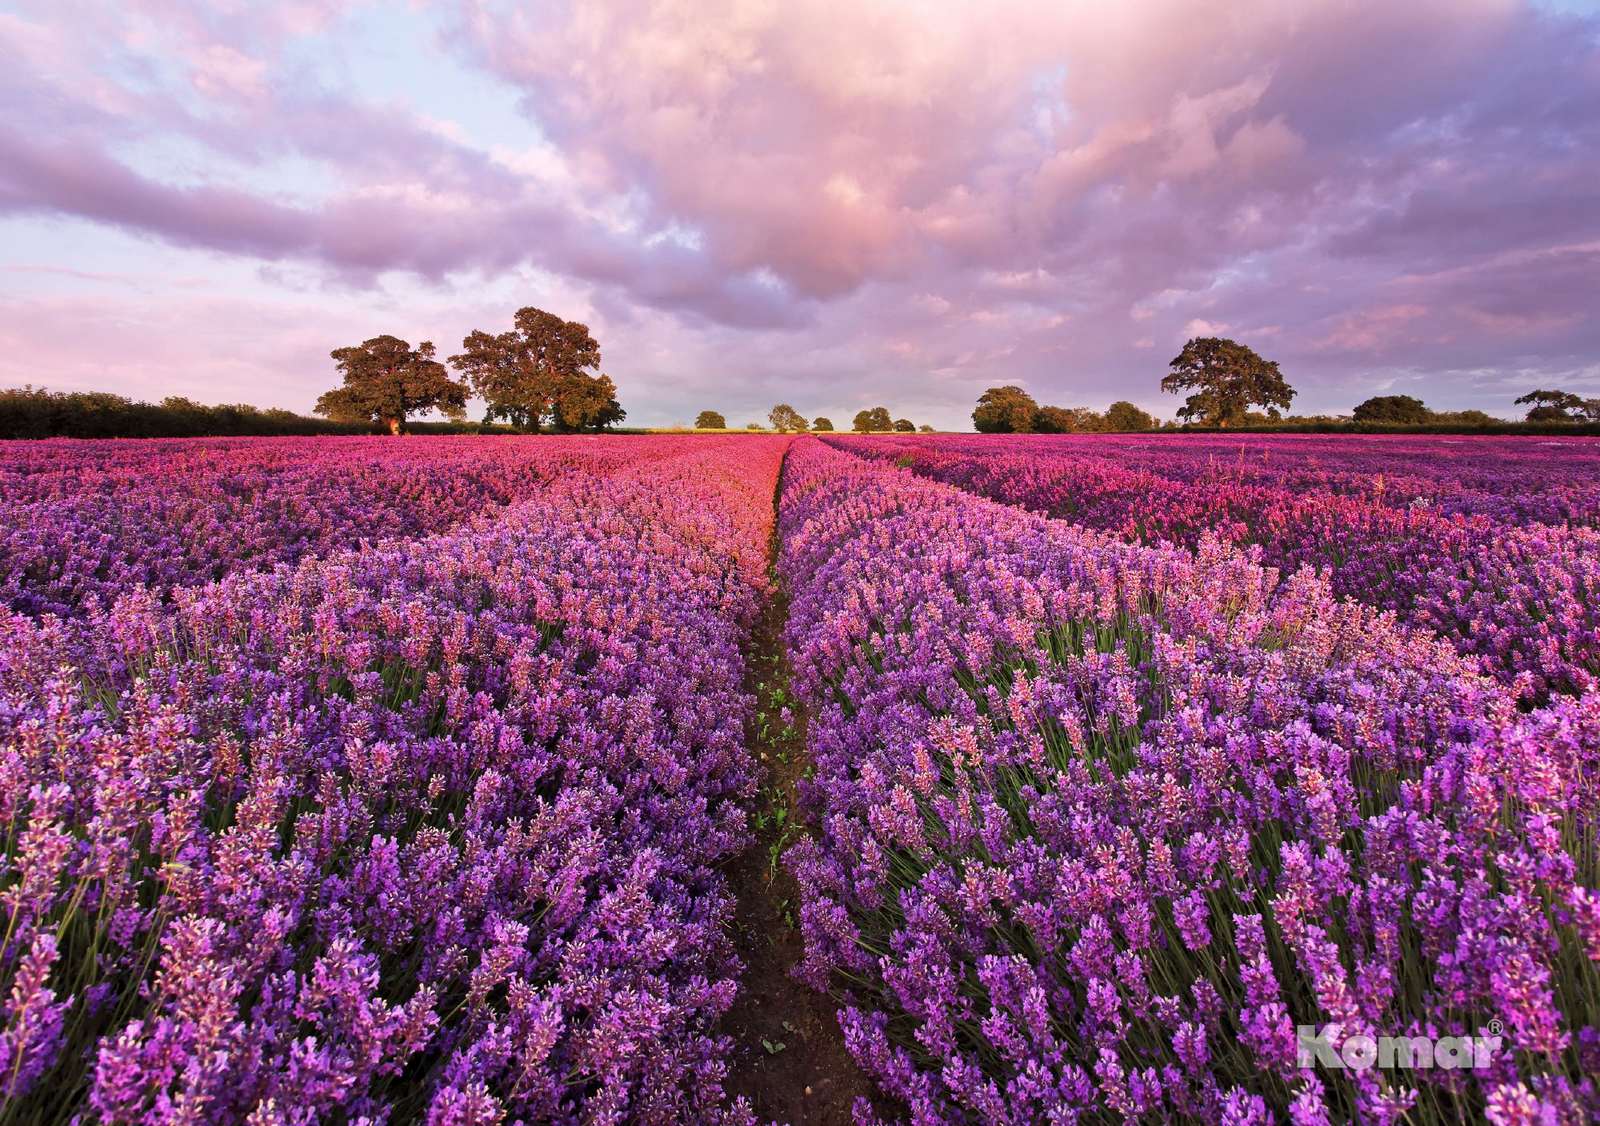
[1487,1019,1503,1036]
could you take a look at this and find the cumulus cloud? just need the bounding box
[1,0,1597,424]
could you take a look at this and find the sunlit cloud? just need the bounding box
[1,0,1597,426]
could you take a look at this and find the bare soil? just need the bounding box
[720,474,885,1125]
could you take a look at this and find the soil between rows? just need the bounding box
[719,459,883,1125]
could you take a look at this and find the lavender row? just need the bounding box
[779,439,1599,1124]
[832,436,1600,701]
[868,434,1600,528]
[0,437,786,1123]
[0,436,665,619]
[1108,433,1600,528]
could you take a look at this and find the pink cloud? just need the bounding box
[0,0,1597,425]
[1309,304,1430,354]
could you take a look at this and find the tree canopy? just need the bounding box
[812,416,834,432]
[1431,409,1494,427]
[1352,394,1431,424]
[852,407,893,433]
[769,404,809,432]
[1104,401,1155,431]
[551,370,625,432]
[448,307,624,432]
[315,336,467,435]
[1515,389,1599,423]
[1160,337,1294,427]
[971,388,1159,433]
[1034,405,1104,433]
[972,386,1039,433]
[695,410,727,429]
[893,418,915,432]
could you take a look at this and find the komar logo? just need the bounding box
[1297,1022,1503,1071]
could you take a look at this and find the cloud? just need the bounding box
[0,0,1597,425]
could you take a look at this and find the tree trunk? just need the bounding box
[384,416,402,436]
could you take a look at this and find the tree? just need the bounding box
[852,406,893,433]
[553,372,625,431]
[695,410,727,429]
[316,335,467,435]
[449,307,624,432]
[1352,394,1431,424]
[1034,405,1104,433]
[812,416,834,432]
[1434,409,1494,427]
[1160,338,1294,427]
[1104,400,1155,431]
[769,403,808,432]
[972,386,1039,433]
[1514,389,1586,422]
[1033,406,1072,433]
[893,418,915,432]
[918,424,935,433]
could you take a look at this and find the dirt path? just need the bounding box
[720,463,882,1125]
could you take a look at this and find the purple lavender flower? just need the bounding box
[0,436,787,1122]
[781,437,1600,1124]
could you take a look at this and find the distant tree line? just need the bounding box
[849,406,929,433]
[973,386,1154,433]
[0,386,369,439]
[0,386,541,440]
[973,335,1600,434]
[14,324,1594,441]
[1348,395,1494,427]
[316,307,625,435]
[691,403,932,433]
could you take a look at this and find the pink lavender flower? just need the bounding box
[834,432,1600,701]
[782,438,1600,1124]
[0,436,787,1122]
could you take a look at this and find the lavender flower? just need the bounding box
[782,438,1599,1124]
[1,436,784,1123]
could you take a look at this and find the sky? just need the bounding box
[1,0,1597,430]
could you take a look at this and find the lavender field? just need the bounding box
[1,433,1596,1124]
